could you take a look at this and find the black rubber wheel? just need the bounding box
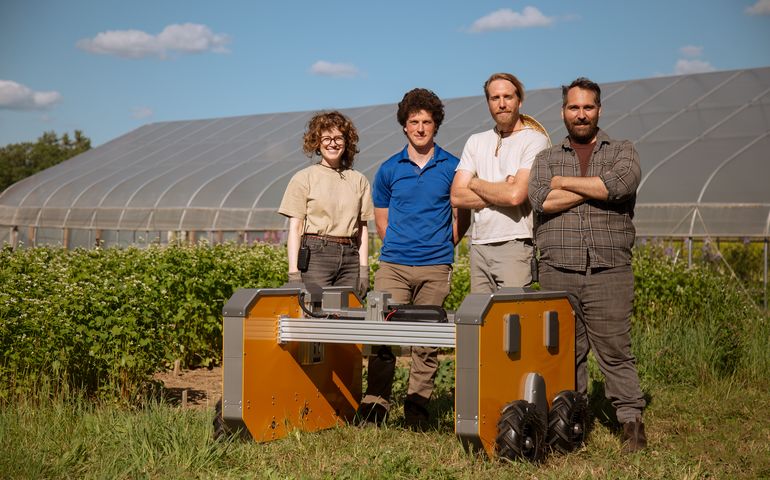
[546,390,588,454]
[495,400,546,463]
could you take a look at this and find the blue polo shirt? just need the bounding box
[373,144,459,265]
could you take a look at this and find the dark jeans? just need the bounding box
[539,262,646,423]
[300,236,359,289]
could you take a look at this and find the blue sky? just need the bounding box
[1,0,769,147]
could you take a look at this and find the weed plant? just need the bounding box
[632,245,770,386]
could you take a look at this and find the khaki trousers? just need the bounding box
[361,261,452,410]
[470,239,533,293]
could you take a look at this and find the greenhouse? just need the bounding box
[0,66,768,250]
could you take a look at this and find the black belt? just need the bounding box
[303,234,354,245]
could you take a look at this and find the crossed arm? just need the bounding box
[541,176,608,214]
[450,168,531,209]
[530,143,640,214]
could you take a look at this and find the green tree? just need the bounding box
[0,130,91,192]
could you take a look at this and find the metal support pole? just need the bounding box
[762,238,768,312]
[687,237,693,268]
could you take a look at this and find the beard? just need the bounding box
[566,118,599,144]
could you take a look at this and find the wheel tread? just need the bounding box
[495,400,546,463]
[546,390,589,455]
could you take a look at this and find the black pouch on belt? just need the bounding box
[297,235,310,272]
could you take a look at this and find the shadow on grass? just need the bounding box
[427,388,456,432]
[588,379,654,435]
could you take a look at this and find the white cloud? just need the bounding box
[309,61,361,78]
[157,23,230,54]
[679,45,703,57]
[469,6,553,32]
[674,59,716,75]
[0,80,62,110]
[76,23,231,59]
[746,0,770,15]
[131,106,154,120]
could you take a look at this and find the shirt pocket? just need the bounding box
[549,154,579,177]
[589,147,618,174]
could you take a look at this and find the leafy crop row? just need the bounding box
[1,242,767,402]
[0,243,286,400]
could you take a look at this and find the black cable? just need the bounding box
[297,291,328,318]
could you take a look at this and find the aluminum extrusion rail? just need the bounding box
[278,317,456,347]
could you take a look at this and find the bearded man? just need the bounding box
[528,77,647,454]
[451,73,549,293]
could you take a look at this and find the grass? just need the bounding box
[2,246,768,477]
[2,375,769,479]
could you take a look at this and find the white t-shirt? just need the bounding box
[457,128,549,244]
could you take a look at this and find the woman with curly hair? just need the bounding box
[278,111,374,297]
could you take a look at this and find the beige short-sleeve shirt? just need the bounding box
[278,164,375,238]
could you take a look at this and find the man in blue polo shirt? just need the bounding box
[358,88,469,429]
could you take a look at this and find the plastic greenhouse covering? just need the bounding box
[0,67,768,248]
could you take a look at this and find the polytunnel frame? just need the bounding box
[1,67,769,309]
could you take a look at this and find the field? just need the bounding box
[1,243,769,478]
[2,367,769,479]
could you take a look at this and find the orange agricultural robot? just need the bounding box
[215,285,587,462]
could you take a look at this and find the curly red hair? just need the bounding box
[302,111,360,170]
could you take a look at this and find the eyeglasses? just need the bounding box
[320,136,345,146]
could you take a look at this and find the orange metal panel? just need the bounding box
[475,297,575,456]
[240,293,362,442]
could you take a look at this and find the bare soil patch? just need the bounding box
[152,351,436,410]
[153,366,222,410]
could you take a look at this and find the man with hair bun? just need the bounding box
[451,72,550,293]
[358,88,469,429]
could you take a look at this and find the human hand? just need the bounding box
[357,265,370,299]
[550,176,563,189]
[288,271,302,283]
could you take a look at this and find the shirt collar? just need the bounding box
[396,143,450,163]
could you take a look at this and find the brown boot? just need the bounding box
[620,418,647,453]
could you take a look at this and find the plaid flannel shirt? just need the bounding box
[528,129,641,271]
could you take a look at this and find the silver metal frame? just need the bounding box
[278,317,455,347]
